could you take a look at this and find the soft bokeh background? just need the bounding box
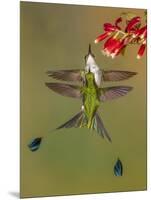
[20,2,147,198]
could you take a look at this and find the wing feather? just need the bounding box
[45,82,81,98]
[100,86,133,101]
[46,69,82,82]
[103,70,137,81]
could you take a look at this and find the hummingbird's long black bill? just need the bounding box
[88,44,92,54]
[84,44,95,61]
[88,44,95,58]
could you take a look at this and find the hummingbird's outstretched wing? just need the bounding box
[46,69,82,82]
[45,82,81,98]
[100,86,133,101]
[102,70,137,81]
[47,69,137,82]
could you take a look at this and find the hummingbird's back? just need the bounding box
[82,72,100,124]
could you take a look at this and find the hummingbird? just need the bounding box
[45,71,133,142]
[46,44,137,87]
[28,45,135,151]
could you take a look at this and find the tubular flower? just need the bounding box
[115,17,122,30]
[133,25,147,38]
[94,32,111,43]
[110,40,126,59]
[138,25,147,39]
[102,36,121,57]
[104,23,118,32]
[137,43,146,59]
[134,25,147,59]
[95,13,147,59]
[94,17,122,44]
[102,35,127,59]
[125,16,141,33]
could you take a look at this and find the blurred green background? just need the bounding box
[20,2,147,198]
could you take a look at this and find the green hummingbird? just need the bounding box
[28,45,135,151]
[46,44,137,87]
[45,71,133,142]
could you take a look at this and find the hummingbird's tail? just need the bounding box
[56,111,86,129]
[56,110,111,142]
[93,112,112,142]
[27,112,111,152]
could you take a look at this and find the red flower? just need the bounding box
[94,32,111,43]
[115,17,122,30]
[125,16,141,33]
[104,23,118,32]
[137,43,146,59]
[110,40,126,58]
[94,17,122,44]
[102,36,126,58]
[104,36,120,49]
[138,25,147,39]
[133,25,147,39]
[95,13,147,59]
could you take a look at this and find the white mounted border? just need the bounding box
[0,0,150,200]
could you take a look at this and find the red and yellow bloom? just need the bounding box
[95,13,147,59]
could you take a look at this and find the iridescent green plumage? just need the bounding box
[28,45,136,151]
[81,72,100,129]
[45,72,132,142]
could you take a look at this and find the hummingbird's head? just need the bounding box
[84,44,96,65]
[85,44,99,74]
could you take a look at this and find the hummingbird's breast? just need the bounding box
[94,70,102,87]
[85,64,102,87]
[83,86,100,121]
